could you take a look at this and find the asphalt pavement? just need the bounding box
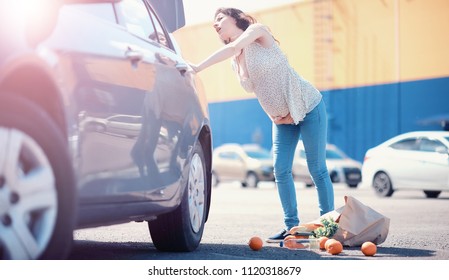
[69,182,449,260]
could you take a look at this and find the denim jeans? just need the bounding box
[272,99,335,229]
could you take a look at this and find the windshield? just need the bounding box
[326,149,345,159]
[245,149,272,159]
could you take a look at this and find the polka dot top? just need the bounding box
[233,26,322,124]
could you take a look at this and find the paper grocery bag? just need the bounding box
[315,196,390,246]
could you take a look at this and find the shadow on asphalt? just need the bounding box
[68,240,436,260]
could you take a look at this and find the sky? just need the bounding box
[182,0,300,26]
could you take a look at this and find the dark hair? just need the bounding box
[214,7,256,31]
[214,7,279,45]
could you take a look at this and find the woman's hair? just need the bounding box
[214,7,279,44]
[214,7,257,31]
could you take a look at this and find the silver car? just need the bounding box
[293,141,362,188]
[362,131,449,198]
[212,144,275,188]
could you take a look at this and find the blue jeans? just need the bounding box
[272,99,334,229]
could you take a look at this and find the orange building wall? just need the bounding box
[399,0,449,81]
[174,0,449,101]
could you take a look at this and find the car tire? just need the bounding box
[329,171,338,183]
[211,171,219,187]
[0,94,77,260]
[305,183,314,188]
[148,140,208,252]
[372,171,394,197]
[245,172,259,188]
[348,184,358,188]
[423,191,441,198]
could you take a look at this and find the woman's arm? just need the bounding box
[190,24,272,72]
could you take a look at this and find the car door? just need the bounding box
[52,0,196,204]
[41,2,150,203]
[108,0,201,201]
[416,137,449,189]
[387,137,423,188]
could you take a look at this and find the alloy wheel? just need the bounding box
[0,128,57,259]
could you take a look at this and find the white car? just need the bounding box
[293,141,362,188]
[362,131,449,198]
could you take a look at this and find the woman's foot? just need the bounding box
[266,229,291,243]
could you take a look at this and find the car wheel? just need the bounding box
[245,172,259,188]
[348,184,358,188]
[211,171,219,187]
[423,191,441,198]
[329,171,338,183]
[372,172,394,197]
[0,95,77,260]
[148,141,208,252]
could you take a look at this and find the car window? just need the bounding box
[218,151,240,160]
[390,138,419,151]
[118,0,156,39]
[146,3,173,49]
[70,3,116,23]
[418,138,446,153]
[245,149,272,159]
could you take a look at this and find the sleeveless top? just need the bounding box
[233,29,322,124]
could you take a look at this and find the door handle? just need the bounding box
[176,63,188,75]
[125,47,143,66]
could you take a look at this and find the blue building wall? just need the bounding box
[208,76,449,162]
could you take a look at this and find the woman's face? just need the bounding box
[213,12,236,42]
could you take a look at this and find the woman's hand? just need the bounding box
[272,113,294,125]
[188,63,201,73]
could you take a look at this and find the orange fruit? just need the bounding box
[361,241,377,256]
[319,236,329,250]
[325,239,343,255]
[324,238,336,251]
[248,236,263,251]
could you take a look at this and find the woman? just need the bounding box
[189,7,334,242]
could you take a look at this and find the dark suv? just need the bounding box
[0,0,212,259]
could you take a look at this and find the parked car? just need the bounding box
[212,144,275,188]
[293,141,362,188]
[362,131,449,198]
[0,0,213,260]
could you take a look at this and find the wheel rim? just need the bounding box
[187,153,205,233]
[246,173,257,188]
[373,173,390,194]
[0,128,57,259]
